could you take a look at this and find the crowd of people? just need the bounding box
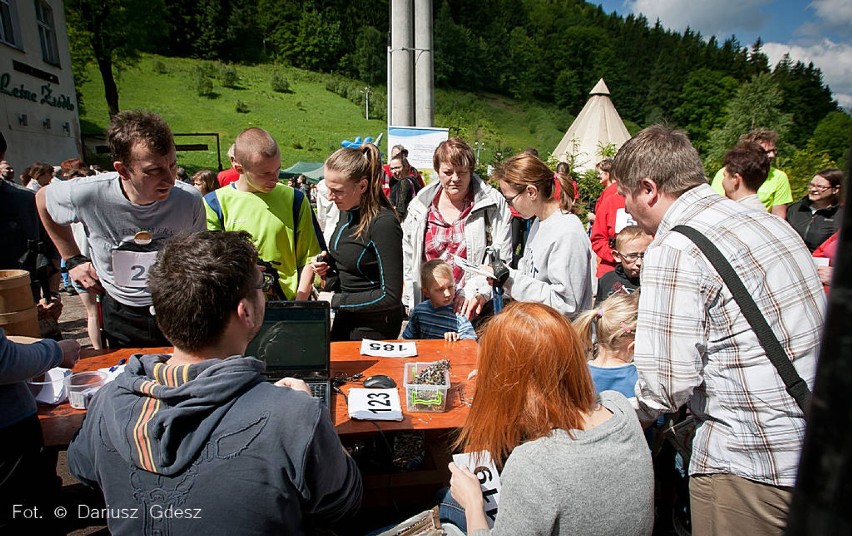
[0,110,843,536]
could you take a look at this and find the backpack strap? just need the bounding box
[292,187,328,253]
[671,224,811,412]
[204,189,225,228]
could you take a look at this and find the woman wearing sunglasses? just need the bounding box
[786,168,844,252]
[482,152,593,317]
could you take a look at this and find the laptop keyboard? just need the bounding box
[309,382,329,407]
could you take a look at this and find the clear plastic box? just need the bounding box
[403,362,451,413]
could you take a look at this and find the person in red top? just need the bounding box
[217,144,240,187]
[590,158,634,277]
[813,231,838,294]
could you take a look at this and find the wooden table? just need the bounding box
[38,340,479,448]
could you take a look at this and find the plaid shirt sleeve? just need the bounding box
[634,241,707,422]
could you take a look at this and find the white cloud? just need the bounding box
[624,0,772,39]
[764,39,852,109]
[809,0,852,36]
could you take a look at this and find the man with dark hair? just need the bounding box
[613,125,825,535]
[721,141,771,212]
[68,231,362,535]
[204,127,321,300]
[36,110,205,348]
[710,128,793,217]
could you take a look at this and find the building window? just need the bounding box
[1,0,21,47]
[35,0,59,65]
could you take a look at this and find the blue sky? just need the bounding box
[592,0,852,110]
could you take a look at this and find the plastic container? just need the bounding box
[27,368,72,404]
[65,371,109,410]
[403,362,451,413]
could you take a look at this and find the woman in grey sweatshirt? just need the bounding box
[445,302,653,535]
[487,153,593,317]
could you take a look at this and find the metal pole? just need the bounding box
[391,0,414,126]
[414,0,433,127]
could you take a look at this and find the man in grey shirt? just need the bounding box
[36,111,205,347]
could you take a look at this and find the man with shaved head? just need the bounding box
[204,128,321,300]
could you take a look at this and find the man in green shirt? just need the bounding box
[204,128,320,299]
[710,129,792,218]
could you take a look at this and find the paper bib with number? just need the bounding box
[348,388,404,421]
[360,339,417,357]
[112,250,158,288]
[453,450,502,524]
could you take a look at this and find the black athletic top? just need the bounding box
[326,207,403,314]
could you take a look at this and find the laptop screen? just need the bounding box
[246,302,331,374]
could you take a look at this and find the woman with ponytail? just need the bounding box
[310,144,404,341]
[484,152,593,317]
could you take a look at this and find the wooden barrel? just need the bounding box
[0,269,41,337]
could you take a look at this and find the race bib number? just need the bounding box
[360,339,417,357]
[112,250,158,288]
[453,451,501,524]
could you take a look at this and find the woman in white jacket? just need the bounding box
[402,138,511,320]
[485,152,593,317]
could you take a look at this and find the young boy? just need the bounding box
[595,225,651,304]
[403,259,477,341]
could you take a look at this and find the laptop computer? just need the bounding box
[246,301,332,407]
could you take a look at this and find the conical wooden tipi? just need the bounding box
[552,79,631,173]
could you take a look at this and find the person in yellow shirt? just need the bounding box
[710,128,792,218]
[204,128,321,300]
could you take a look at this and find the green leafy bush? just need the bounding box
[195,75,214,98]
[220,65,238,88]
[235,100,250,113]
[271,72,290,93]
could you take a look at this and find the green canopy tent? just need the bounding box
[279,162,324,184]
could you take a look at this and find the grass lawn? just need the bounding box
[77,54,574,174]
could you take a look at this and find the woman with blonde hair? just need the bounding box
[442,301,653,534]
[310,144,404,340]
[484,152,593,317]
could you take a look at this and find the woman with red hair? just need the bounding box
[442,301,653,535]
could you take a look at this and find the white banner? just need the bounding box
[387,126,449,184]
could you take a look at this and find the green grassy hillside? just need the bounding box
[77,55,574,173]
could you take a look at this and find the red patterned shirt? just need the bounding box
[423,188,474,288]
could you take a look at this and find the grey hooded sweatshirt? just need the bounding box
[68,353,362,535]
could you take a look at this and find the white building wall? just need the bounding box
[0,0,81,174]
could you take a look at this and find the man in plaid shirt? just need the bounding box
[612,125,825,536]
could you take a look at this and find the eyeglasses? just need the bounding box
[256,272,275,292]
[504,191,523,207]
[617,251,645,263]
[808,182,834,192]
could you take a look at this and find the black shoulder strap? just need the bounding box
[671,224,811,412]
[292,187,328,253]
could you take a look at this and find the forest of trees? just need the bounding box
[66,0,851,173]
